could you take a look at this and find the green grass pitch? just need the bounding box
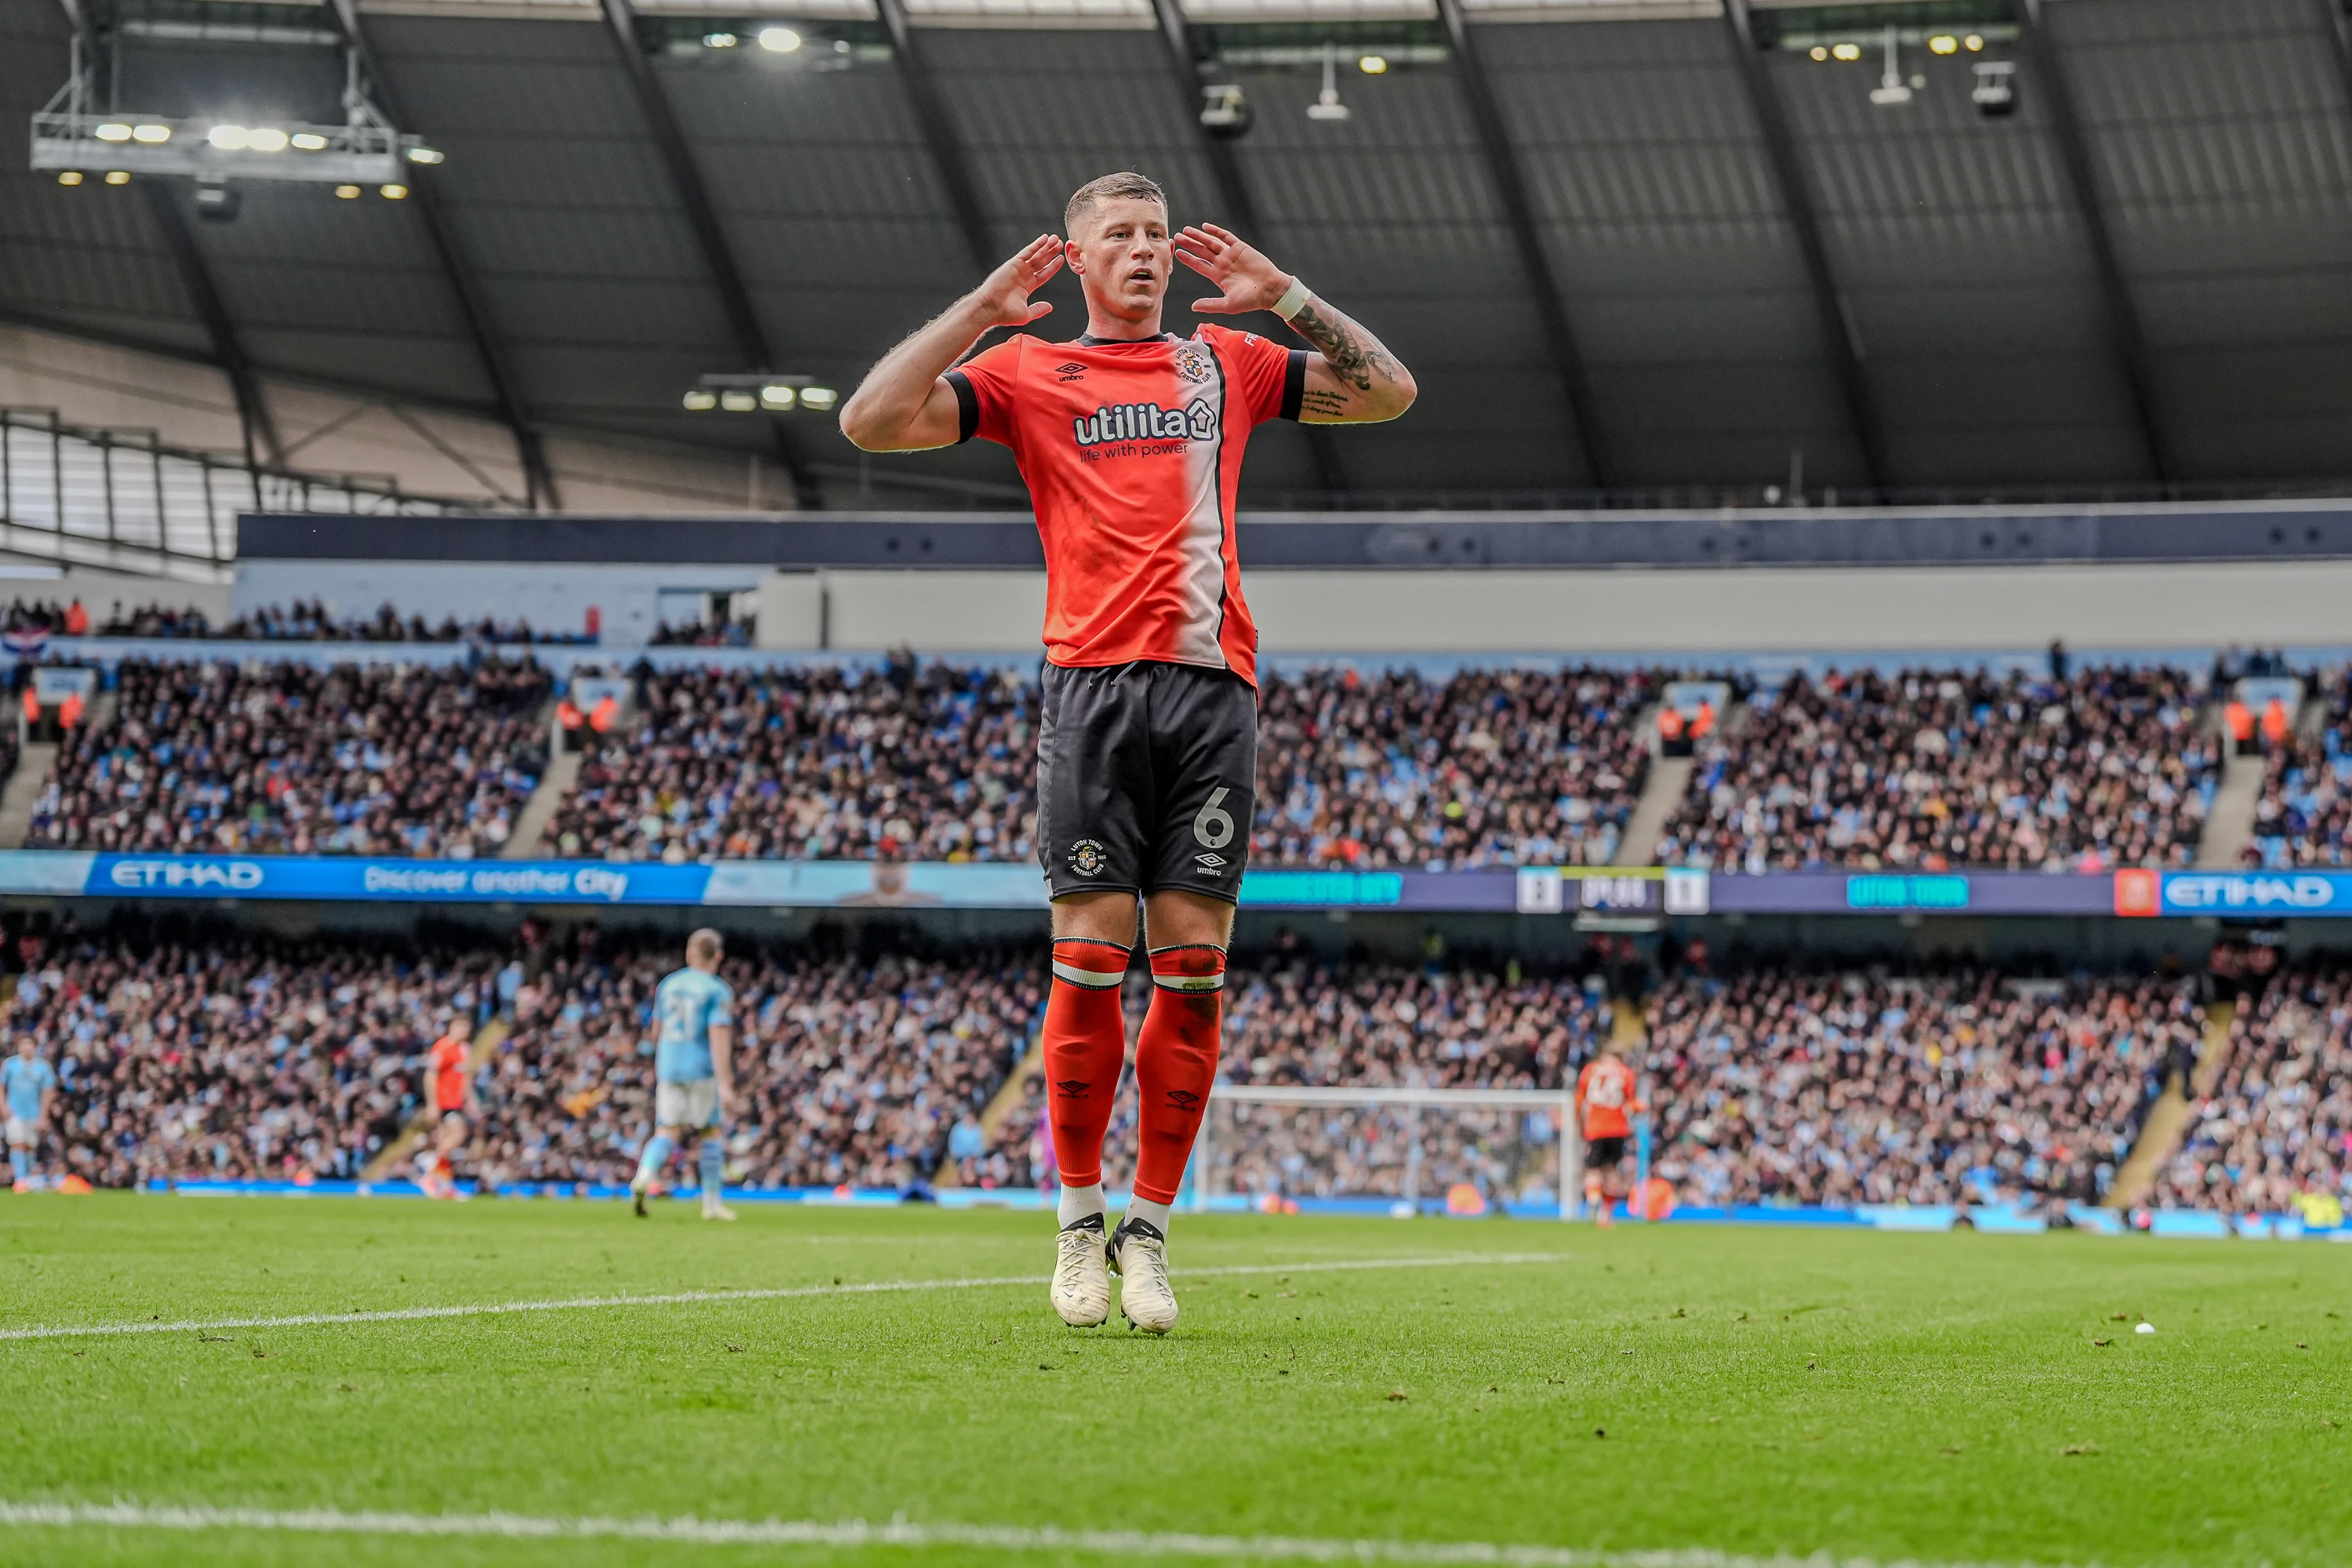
[2,1194,2348,1567]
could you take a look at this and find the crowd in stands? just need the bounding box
[2244,670,2352,868]
[2158,962,2352,1220]
[1654,666,2217,873]
[2,928,497,1188]
[546,659,1040,862]
[2,595,593,644]
[26,656,551,857]
[648,615,755,648]
[1254,666,1653,867]
[1637,964,2201,1210]
[13,913,2352,1223]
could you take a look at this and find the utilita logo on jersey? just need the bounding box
[1072,398,1216,459]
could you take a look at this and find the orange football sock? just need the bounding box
[1042,938,1131,1191]
[1132,944,1226,1205]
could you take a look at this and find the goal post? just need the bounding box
[1188,1084,1581,1220]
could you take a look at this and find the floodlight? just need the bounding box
[1200,83,1250,139]
[405,146,444,165]
[291,132,329,151]
[132,123,172,143]
[1358,55,1388,74]
[759,27,801,51]
[691,373,833,412]
[245,128,289,152]
[379,182,407,199]
[1831,42,1860,61]
[1869,26,1912,105]
[208,124,249,149]
[1964,34,1984,51]
[760,384,797,409]
[335,183,360,198]
[57,170,82,185]
[717,390,755,412]
[704,31,738,46]
[1307,43,1351,122]
[103,170,129,184]
[93,121,132,142]
[683,390,719,412]
[1809,45,1828,60]
[799,387,837,412]
[1972,59,2016,118]
[1929,34,1958,55]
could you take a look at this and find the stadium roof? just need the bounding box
[5,0,2351,510]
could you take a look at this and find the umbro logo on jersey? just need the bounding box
[1055,362,1086,382]
[1073,399,1215,448]
[1054,1078,1091,1099]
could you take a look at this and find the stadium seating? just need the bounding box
[27,656,552,857]
[1654,666,2217,872]
[1638,967,2201,1208]
[2244,670,2352,867]
[2158,967,2352,1218]
[543,662,1041,862]
[6,931,497,1188]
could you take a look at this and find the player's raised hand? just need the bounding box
[1174,223,1290,314]
[971,234,1065,328]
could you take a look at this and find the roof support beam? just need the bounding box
[325,0,557,510]
[599,0,819,510]
[1434,0,1614,490]
[2016,0,2169,485]
[2320,0,2352,189]
[1720,0,1887,498]
[53,0,283,473]
[873,0,994,276]
[1147,0,1349,499]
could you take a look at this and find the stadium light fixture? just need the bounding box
[103,169,129,184]
[1809,45,1829,61]
[1929,34,1958,55]
[760,384,796,410]
[335,183,360,198]
[32,36,437,185]
[1307,43,1351,122]
[405,147,445,165]
[683,390,719,412]
[1358,55,1388,74]
[690,374,835,412]
[194,179,240,222]
[1964,34,1985,51]
[759,27,801,52]
[379,183,407,199]
[56,170,81,185]
[720,390,757,412]
[1200,82,1250,139]
[1830,42,1861,61]
[1972,59,2016,118]
[704,31,739,46]
[1868,26,1912,106]
[799,387,837,412]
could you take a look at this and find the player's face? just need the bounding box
[1068,198,1171,321]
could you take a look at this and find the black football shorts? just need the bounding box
[1584,1135,1628,1170]
[1036,659,1258,903]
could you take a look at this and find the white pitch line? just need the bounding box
[0,1500,2072,1568]
[0,1251,1566,1344]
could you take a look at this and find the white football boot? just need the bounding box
[1050,1214,1112,1327]
[702,1195,738,1221]
[1109,1217,1177,1334]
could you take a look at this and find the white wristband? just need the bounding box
[1272,276,1311,321]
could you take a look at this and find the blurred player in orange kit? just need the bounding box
[1575,1041,1643,1228]
[417,1016,476,1200]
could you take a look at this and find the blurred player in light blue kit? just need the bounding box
[630,928,738,1221]
[5,1035,58,1190]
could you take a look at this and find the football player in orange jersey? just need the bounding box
[1574,1041,1644,1227]
[843,172,1415,1333]
[418,1016,476,1200]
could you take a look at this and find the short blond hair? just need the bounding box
[1064,172,1167,238]
[687,928,724,965]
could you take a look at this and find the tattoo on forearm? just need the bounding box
[1288,299,1402,396]
[1300,388,1350,419]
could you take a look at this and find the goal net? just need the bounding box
[1185,1085,1580,1219]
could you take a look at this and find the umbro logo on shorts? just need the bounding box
[1194,852,1226,872]
[1054,1078,1091,1099]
